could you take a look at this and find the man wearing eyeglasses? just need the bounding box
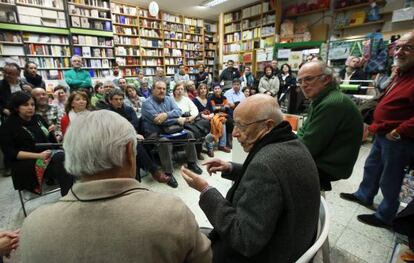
[180,94,320,262]
[297,61,363,192]
[341,31,414,228]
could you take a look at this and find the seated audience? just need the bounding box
[297,61,363,191]
[0,230,19,260]
[124,85,145,117]
[18,110,212,263]
[339,56,367,93]
[107,89,169,185]
[185,80,197,100]
[31,88,64,142]
[117,78,127,91]
[249,86,258,95]
[195,64,209,88]
[259,65,280,97]
[61,91,90,136]
[153,68,171,93]
[0,92,73,196]
[0,63,28,121]
[174,64,190,83]
[240,66,255,88]
[107,62,122,87]
[134,71,146,89]
[64,55,93,93]
[194,84,229,157]
[141,80,203,188]
[51,85,67,112]
[137,79,151,99]
[271,59,280,76]
[90,82,104,108]
[204,66,213,87]
[220,60,240,92]
[224,79,246,110]
[181,94,320,262]
[242,87,250,97]
[95,81,116,110]
[21,62,45,89]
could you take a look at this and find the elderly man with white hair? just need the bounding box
[18,110,212,263]
[64,55,93,93]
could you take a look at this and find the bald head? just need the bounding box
[394,30,414,72]
[31,87,48,106]
[235,94,283,126]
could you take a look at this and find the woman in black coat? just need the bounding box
[278,63,305,114]
[0,92,73,195]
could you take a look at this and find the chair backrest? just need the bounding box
[295,196,330,263]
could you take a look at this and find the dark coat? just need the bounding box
[109,105,139,131]
[0,114,55,191]
[339,68,368,94]
[199,140,320,263]
[0,79,24,120]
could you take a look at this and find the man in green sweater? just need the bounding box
[297,61,363,191]
[64,55,93,93]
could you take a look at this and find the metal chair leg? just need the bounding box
[18,190,27,217]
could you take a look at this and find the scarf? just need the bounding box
[24,72,43,87]
[226,121,297,202]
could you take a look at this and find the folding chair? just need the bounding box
[18,186,61,217]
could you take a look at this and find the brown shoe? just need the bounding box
[151,170,170,183]
[218,146,231,153]
[207,149,214,158]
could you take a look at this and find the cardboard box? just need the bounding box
[310,23,329,41]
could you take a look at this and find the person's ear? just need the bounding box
[125,141,135,166]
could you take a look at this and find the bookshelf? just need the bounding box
[22,32,71,80]
[162,11,184,76]
[0,30,25,68]
[16,0,66,27]
[223,0,276,59]
[71,33,114,78]
[204,22,218,78]
[0,0,18,24]
[68,0,112,31]
[183,16,204,80]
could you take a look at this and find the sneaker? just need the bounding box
[187,162,203,175]
[207,149,214,158]
[166,174,178,188]
[339,193,375,210]
[357,214,390,229]
[218,146,231,153]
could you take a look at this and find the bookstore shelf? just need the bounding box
[70,14,112,21]
[70,3,110,11]
[286,7,330,18]
[70,28,113,37]
[15,3,64,11]
[0,23,70,34]
[0,41,23,45]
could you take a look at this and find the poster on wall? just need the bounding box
[288,51,303,71]
[277,49,291,59]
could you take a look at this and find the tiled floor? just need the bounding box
[0,143,397,262]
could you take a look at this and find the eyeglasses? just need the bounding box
[297,74,325,86]
[395,45,414,53]
[234,119,268,132]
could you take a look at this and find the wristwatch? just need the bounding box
[390,129,401,141]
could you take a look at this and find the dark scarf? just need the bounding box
[226,121,296,202]
[24,72,43,87]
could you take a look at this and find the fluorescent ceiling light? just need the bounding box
[201,0,228,7]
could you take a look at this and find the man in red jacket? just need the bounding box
[341,31,414,228]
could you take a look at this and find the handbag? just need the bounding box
[161,124,184,134]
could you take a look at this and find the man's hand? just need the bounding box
[386,129,401,141]
[181,166,209,192]
[48,124,56,132]
[203,158,232,176]
[177,117,186,126]
[136,134,144,140]
[2,109,10,116]
[154,113,168,124]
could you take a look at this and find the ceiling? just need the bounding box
[125,0,259,21]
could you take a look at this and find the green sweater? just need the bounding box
[64,68,93,92]
[297,85,363,190]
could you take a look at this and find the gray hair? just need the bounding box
[108,89,125,100]
[63,110,137,177]
[71,55,82,62]
[103,80,115,87]
[305,61,340,87]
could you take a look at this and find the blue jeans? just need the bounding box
[207,124,227,150]
[354,135,414,224]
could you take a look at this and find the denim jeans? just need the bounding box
[207,124,227,150]
[354,135,414,224]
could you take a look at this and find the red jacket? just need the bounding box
[61,114,70,136]
[369,67,414,139]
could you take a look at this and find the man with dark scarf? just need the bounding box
[181,94,320,263]
[21,62,46,89]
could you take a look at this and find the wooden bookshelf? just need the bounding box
[68,0,112,31]
[0,30,25,68]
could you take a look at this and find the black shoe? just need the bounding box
[166,174,178,188]
[357,214,390,229]
[339,193,375,210]
[187,162,202,175]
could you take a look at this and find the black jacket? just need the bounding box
[219,67,241,82]
[0,114,55,191]
[0,79,24,120]
[339,68,368,94]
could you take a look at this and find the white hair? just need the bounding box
[71,55,82,62]
[63,110,137,177]
[304,61,340,87]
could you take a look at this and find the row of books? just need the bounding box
[0,32,22,43]
[163,22,182,31]
[224,12,241,24]
[242,28,261,40]
[205,43,216,50]
[263,14,276,25]
[114,26,138,35]
[141,67,156,75]
[68,5,109,19]
[164,31,183,40]
[82,58,111,68]
[140,29,161,38]
[162,13,181,23]
[69,0,110,9]
[112,15,137,25]
[242,3,261,19]
[140,19,160,29]
[164,40,183,49]
[72,35,113,47]
[0,56,26,67]
[110,3,136,15]
[74,46,114,58]
[142,58,162,66]
[225,33,241,43]
[183,17,203,27]
[17,0,64,9]
[24,44,71,56]
[27,57,70,69]
[205,51,215,57]
[183,43,202,51]
[184,25,202,35]
[141,48,162,57]
[89,69,111,78]
[122,68,140,77]
[17,6,66,27]
[184,35,202,42]
[240,40,260,51]
[184,51,202,59]
[141,39,162,48]
[138,9,160,19]
[164,57,183,65]
[0,45,24,56]
[166,66,176,75]
[38,69,64,80]
[224,23,241,34]
[115,46,139,56]
[23,33,69,45]
[71,17,111,31]
[163,48,182,57]
[261,26,275,37]
[114,36,139,46]
[205,59,214,66]
[242,19,261,30]
[116,57,139,66]
[224,43,241,53]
